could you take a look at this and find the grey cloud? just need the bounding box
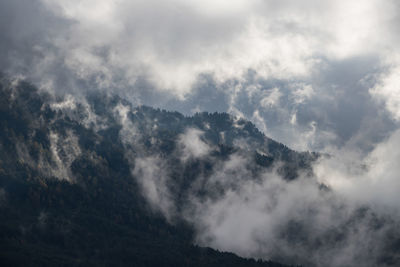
[2,0,400,151]
[3,1,400,266]
[160,55,395,153]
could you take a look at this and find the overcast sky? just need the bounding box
[2,0,400,152]
[4,2,400,266]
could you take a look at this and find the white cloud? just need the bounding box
[132,156,176,220]
[180,149,397,266]
[16,129,82,181]
[178,128,210,162]
[3,0,400,153]
[48,130,81,181]
[291,83,314,104]
[50,94,76,110]
[260,87,282,108]
[114,103,141,145]
[4,1,400,264]
[315,129,400,210]
[370,64,400,121]
[28,0,397,99]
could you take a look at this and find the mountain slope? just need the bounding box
[0,76,313,266]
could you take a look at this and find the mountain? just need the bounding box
[0,75,314,266]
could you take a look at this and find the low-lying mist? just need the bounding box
[126,117,400,267]
[3,76,400,266]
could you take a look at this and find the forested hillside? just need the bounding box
[0,76,309,266]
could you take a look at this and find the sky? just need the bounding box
[3,1,400,265]
[2,0,400,153]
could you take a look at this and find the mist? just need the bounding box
[123,124,400,266]
[2,0,400,266]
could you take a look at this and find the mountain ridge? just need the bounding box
[0,76,311,266]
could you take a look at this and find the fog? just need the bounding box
[3,0,400,266]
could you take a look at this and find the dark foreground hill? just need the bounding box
[0,76,314,266]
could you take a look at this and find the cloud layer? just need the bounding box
[2,0,400,151]
[3,1,400,266]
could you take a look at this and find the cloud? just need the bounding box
[2,0,400,152]
[15,127,81,182]
[3,0,400,266]
[178,128,210,162]
[133,143,400,267]
[114,102,141,145]
[370,64,400,121]
[1,0,396,96]
[315,129,400,211]
[50,94,77,110]
[132,156,176,220]
[47,130,81,181]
